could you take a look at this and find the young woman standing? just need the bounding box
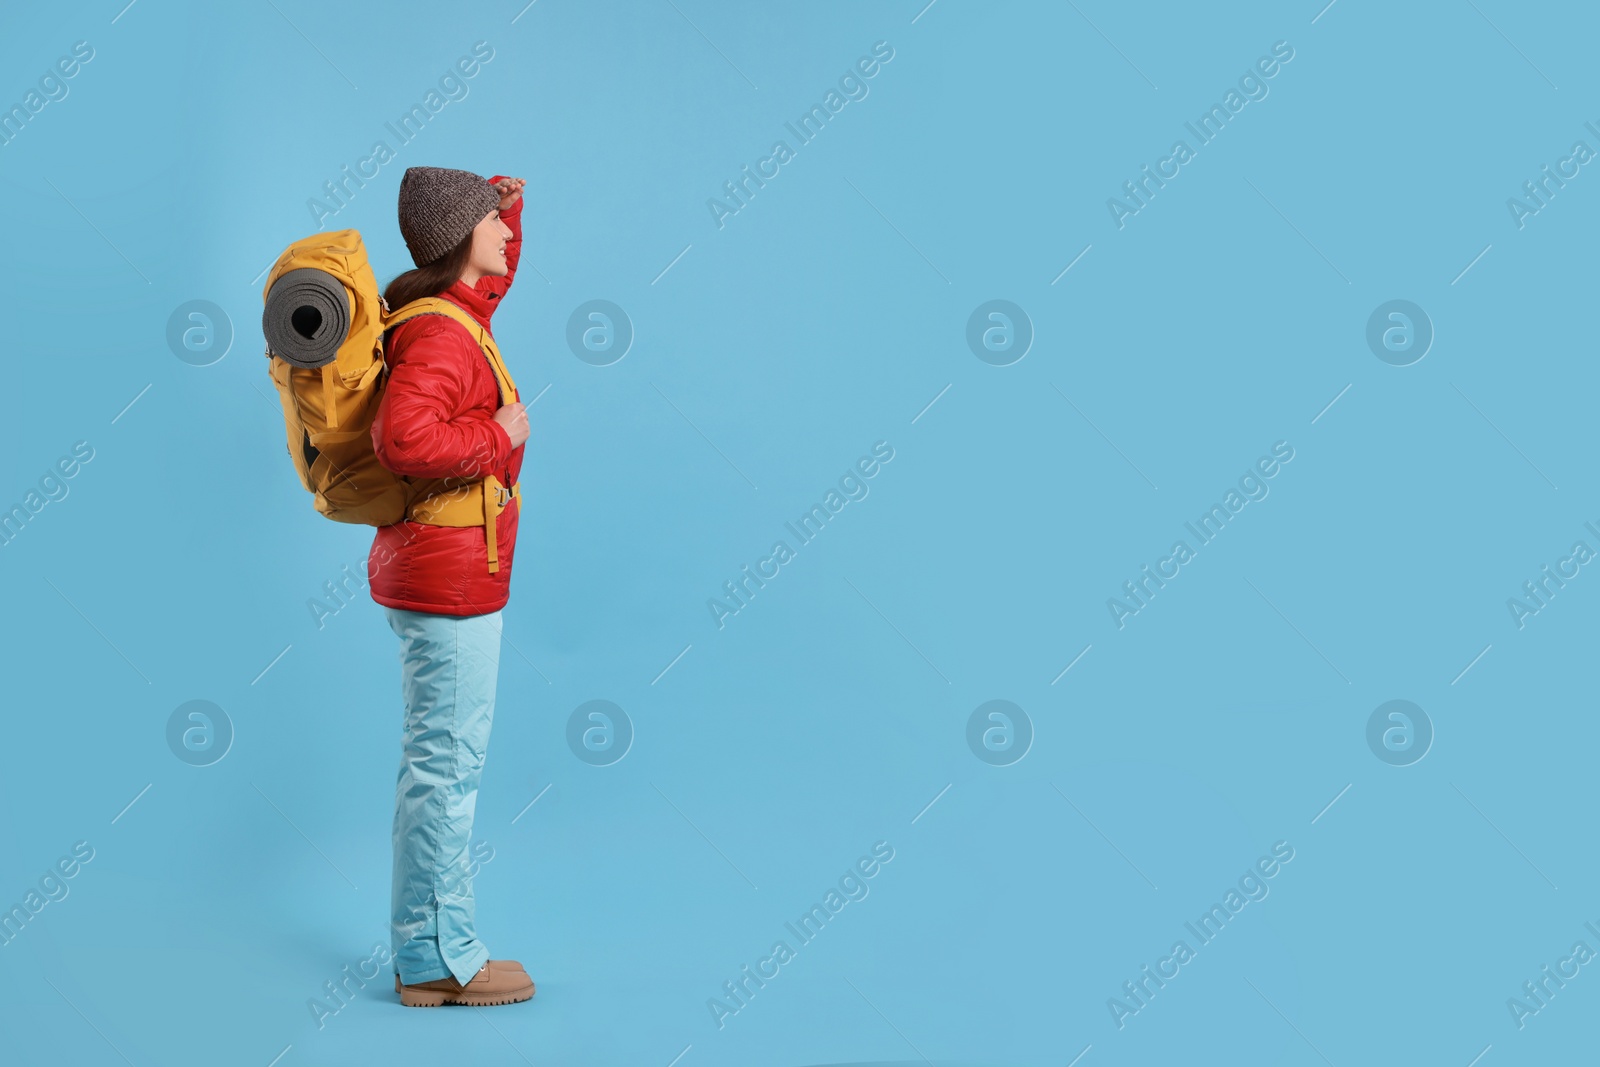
[367,166,534,1008]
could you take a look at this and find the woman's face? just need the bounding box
[463,209,514,283]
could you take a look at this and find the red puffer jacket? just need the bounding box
[366,181,525,617]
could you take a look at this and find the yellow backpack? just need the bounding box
[262,229,521,573]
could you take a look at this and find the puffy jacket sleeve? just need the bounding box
[479,174,523,302]
[371,317,512,479]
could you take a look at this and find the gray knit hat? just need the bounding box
[397,166,500,267]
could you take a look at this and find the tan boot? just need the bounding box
[396,960,535,1007]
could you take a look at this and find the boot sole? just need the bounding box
[399,983,535,1008]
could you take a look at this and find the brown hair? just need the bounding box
[384,229,474,310]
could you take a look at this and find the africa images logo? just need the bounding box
[1106,40,1295,229]
[1107,441,1294,628]
[306,42,496,227]
[707,441,895,629]
[706,841,895,1029]
[1108,841,1295,1029]
[706,41,896,229]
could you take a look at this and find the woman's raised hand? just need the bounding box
[493,177,525,211]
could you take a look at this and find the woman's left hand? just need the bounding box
[494,177,526,210]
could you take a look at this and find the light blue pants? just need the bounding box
[384,606,502,986]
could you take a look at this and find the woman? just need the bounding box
[368,165,534,1008]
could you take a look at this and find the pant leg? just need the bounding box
[385,605,503,985]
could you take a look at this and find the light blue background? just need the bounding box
[0,1,1594,1064]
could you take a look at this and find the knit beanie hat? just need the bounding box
[397,166,500,267]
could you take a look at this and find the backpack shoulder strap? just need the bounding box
[386,297,517,405]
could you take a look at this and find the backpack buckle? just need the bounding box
[494,484,512,507]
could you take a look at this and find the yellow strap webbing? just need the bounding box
[321,364,339,429]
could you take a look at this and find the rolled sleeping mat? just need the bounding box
[262,267,352,369]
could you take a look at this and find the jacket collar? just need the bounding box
[439,277,500,330]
